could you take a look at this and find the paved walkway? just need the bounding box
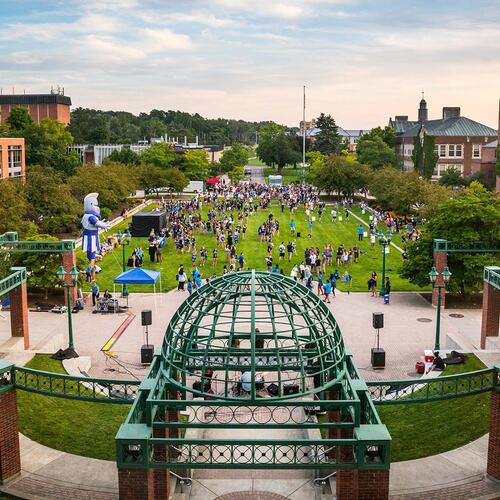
[2,432,499,499]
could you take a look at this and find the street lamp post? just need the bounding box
[56,265,79,359]
[116,229,131,297]
[378,231,392,296]
[428,266,452,351]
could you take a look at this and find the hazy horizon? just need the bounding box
[1,0,499,130]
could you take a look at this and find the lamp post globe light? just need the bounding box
[428,265,452,352]
[56,265,79,359]
[116,229,132,297]
[378,231,392,296]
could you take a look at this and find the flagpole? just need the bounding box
[302,85,306,185]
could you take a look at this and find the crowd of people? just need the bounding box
[95,182,421,303]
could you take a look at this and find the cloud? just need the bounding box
[142,29,192,51]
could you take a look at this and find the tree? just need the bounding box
[400,182,500,295]
[257,123,297,172]
[362,126,397,148]
[218,144,251,173]
[0,179,36,236]
[105,148,141,166]
[228,166,245,184]
[439,167,468,187]
[141,143,176,169]
[69,163,138,211]
[181,150,211,180]
[24,166,80,233]
[356,135,399,169]
[313,113,344,155]
[6,107,34,135]
[27,119,80,175]
[136,164,171,192]
[165,168,188,193]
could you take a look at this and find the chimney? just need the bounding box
[395,115,408,122]
[442,107,461,120]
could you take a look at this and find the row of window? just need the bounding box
[0,145,23,177]
[403,143,482,159]
[432,163,464,177]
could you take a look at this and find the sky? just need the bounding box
[1,0,500,129]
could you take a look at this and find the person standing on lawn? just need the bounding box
[357,224,364,241]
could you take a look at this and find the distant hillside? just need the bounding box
[69,108,278,145]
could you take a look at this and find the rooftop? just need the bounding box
[0,94,72,106]
[399,116,497,138]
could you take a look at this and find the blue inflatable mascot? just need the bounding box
[81,193,110,273]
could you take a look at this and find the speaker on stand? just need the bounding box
[371,312,385,368]
[141,309,154,364]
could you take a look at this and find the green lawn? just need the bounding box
[378,354,490,461]
[263,166,303,185]
[82,202,424,294]
[17,355,129,461]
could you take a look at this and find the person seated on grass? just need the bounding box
[426,352,445,374]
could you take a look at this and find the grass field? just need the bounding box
[263,166,303,184]
[81,201,426,294]
[17,355,128,461]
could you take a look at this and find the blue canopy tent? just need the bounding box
[113,268,162,309]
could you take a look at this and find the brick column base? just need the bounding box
[432,251,447,308]
[9,282,29,350]
[0,389,21,483]
[487,390,500,480]
[481,283,500,349]
[337,469,390,500]
[118,468,153,500]
[62,251,77,307]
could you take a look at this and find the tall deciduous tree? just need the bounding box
[356,135,399,169]
[257,123,297,172]
[218,144,251,173]
[400,182,500,295]
[165,168,189,193]
[141,143,176,169]
[105,149,141,166]
[24,166,80,233]
[5,107,34,134]
[313,113,344,155]
[0,179,36,236]
[181,150,211,180]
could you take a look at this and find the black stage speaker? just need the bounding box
[373,312,384,329]
[371,348,386,368]
[141,344,154,364]
[267,383,279,396]
[283,384,299,395]
[141,310,152,326]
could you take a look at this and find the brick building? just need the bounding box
[0,138,26,179]
[0,92,71,126]
[389,98,497,180]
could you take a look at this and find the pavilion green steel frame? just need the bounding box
[115,271,391,470]
[0,231,75,253]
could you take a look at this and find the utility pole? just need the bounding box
[302,85,306,185]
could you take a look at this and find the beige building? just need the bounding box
[0,138,26,179]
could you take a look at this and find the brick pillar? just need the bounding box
[9,282,29,350]
[480,282,500,349]
[0,388,21,483]
[432,251,447,308]
[336,425,356,499]
[152,408,171,500]
[487,389,500,480]
[62,251,77,307]
[337,469,389,500]
[118,468,153,500]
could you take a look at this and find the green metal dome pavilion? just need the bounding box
[161,270,347,401]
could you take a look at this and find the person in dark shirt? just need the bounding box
[427,352,445,373]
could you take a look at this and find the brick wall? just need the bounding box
[0,388,21,482]
[487,389,500,480]
[118,468,153,500]
[336,469,390,500]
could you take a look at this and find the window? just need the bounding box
[472,144,481,159]
[447,144,463,158]
[439,144,446,157]
[8,145,22,174]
